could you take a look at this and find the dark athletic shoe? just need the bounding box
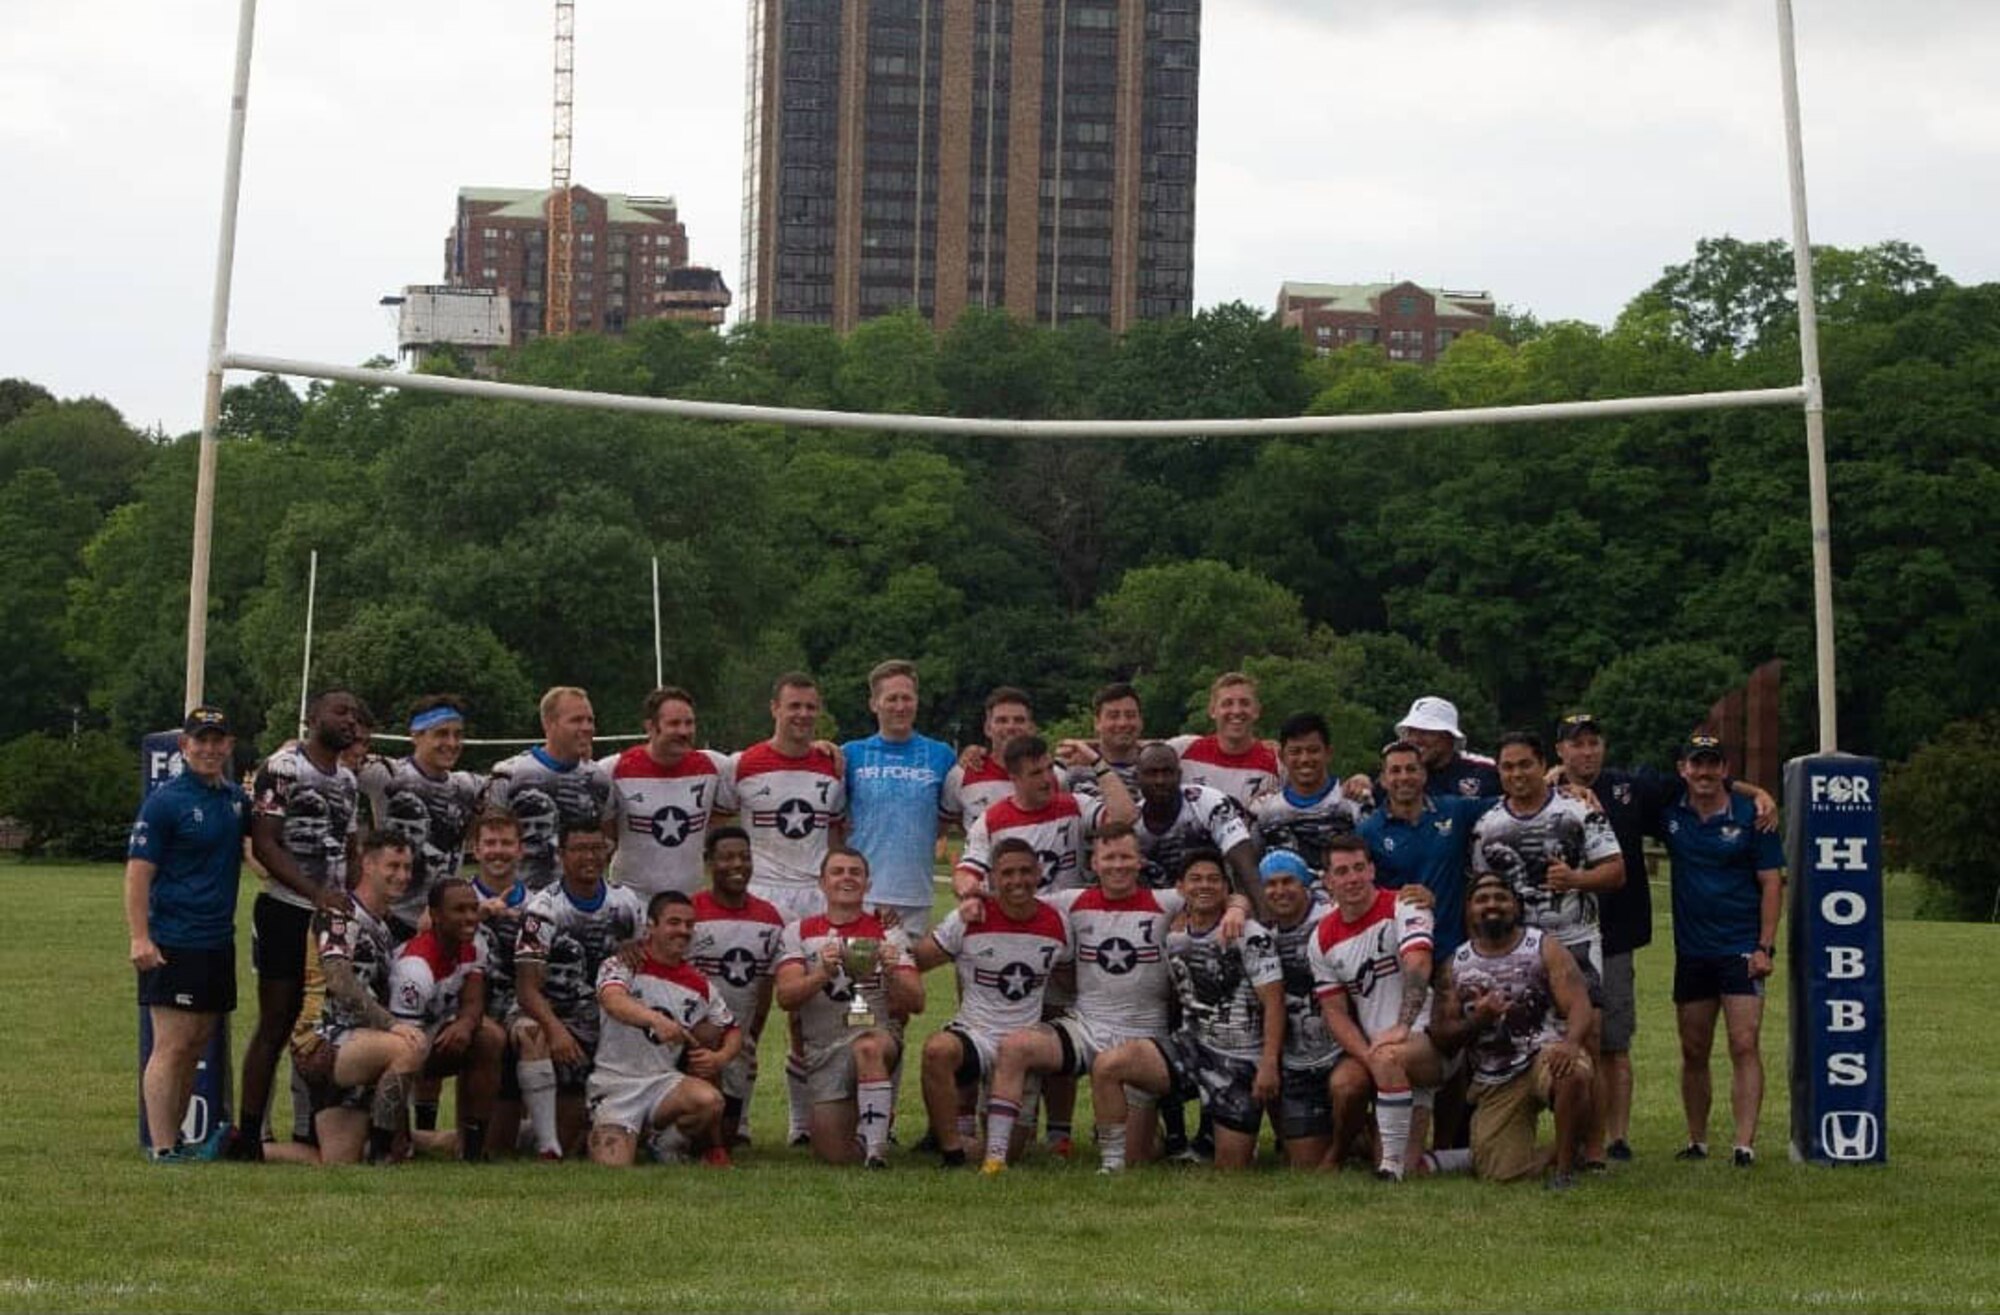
[1606,1139,1633,1162]
[1674,1141,1709,1162]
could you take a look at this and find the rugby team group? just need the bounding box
[126,661,1785,1188]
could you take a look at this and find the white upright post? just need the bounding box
[651,555,664,690]
[296,549,319,739]
[1775,0,1838,753]
[184,0,262,712]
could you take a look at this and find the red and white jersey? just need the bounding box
[608,747,738,898]
[928,897,1072,1038]
[1048,886,1185,1042]
[775,911,917,1055]
[593,954,737,1081]
[956,791,1107,892]
[1168,734,1282,809]
[1136,784,1252,889]
[941,756,1011,832]
[731,742,846,889]
[1309,888,1434,1042]
[389,930,488,1036]
[689,890,785,1029]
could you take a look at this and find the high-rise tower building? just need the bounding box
[741,0,1199,333]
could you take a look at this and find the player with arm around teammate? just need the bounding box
[773,847,924,1168]
[586,891,743,1168]
[689,826,785,1146]
[1090,848,1285,1173]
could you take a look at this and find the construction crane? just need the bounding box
[545,0,575,337]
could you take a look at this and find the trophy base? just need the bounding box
[844,1011,877,1030]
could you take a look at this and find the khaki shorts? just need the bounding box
[803,1030,903,1105]
[1469,1047,1595,1183]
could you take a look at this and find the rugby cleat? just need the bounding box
[979,1157,1008,1177]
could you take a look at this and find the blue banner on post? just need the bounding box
[1783,754,1888,1165]
[136,730,234,1150]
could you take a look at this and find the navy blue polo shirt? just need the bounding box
[1581,767,1675,956]
[1358,793,1493,957]
[1654,789,1785,957]
[128,770,251,950]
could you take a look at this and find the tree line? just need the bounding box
[1,236,1995,909]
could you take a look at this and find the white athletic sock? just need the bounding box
[955,1113,977,1144]
[518,1058,560,1155]
[1098,1124,1128,1172]
[984,1098,1021,1165]
[786,1056,810,1140]
[1376,1087,1414,1178]
[1427,1147,1473,1175]
[857,1079,894,1160]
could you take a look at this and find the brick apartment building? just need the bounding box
[1276,281,1496,364]
[445,186,731,342]
[741,0,1201,334]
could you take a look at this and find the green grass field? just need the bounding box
[3,863,1996,1313]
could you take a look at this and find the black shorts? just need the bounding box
[1674,953,1765,1004]
[1154,1033,1263,1137]
[137,944,237,1014]
[251,894,313,983]
[1276,1064,1334,1140]
[942,1024,990,1087]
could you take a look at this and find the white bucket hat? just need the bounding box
[1397,695,1466,748]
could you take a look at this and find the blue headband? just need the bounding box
[1257,849,1313,885]
[409,707,464,734]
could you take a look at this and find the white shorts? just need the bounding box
[585,1068,686,1135]
[751,881,826,925]
[1049,1014,1154,1076]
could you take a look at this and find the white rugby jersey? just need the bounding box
[929,897,1072,1038]
[774,911,916,1055]
[1309,888,1434,1043]
[515,881,648,1044]
[1469,794,1621,950]
[1168,734,1282,809]
[1168,917,1283,1061]
[689,890,785,1029]
[253,743,361,910]
[1248,783,1369,875]
[1271,902,1339,1072]
[608,747,738,898]
[732,743,846,889]
[940,757,1011,831]
[593,954,737,1081]
[358,756,483,926]
[1136,784,1251,889]
[1449,926,1561,1087]
[389,930,488,1035]
[483,749,617,891]
[1048,886,1184,1042]
[956,792,1106,892]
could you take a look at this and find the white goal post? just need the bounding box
[183,0,1839,753]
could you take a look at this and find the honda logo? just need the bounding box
[1820,1111,1880,1161]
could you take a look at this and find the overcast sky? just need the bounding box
[5,0,1995,435]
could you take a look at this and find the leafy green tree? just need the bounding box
[1577,642,1745,771]
[219,374,305,442]
[0,730,136,858]
[0,378,55,428]
[290,603,538,742]
[0,397,151,511]
[0,470,99,740]
[1884,713,2000,920]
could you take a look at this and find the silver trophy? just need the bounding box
[840,937,881,1028]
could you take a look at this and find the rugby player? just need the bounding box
[1309,837,1440,1180]
[587,891,742,1168]
[126,705,249,1161]
[954,735,1134,899]
[773,848,924,1167]
[1359,740,1495,961]
[842,659,958,940]
[1247,712,1370,874]
[513,821,646,1157]
[234,687,365,1161]
[608,686,738,900]
[1131,742,1260,900]
[1652,735,1785,1168]
[1090,848,1284,1172]
[1393,695,1500,799]
[689,826,784,1144]
[1168,672,1281,807]
[941,686,1039,830]
[1060,682,1146,799]
[389,877,503,1160]
[1258,849,1339,1170]
[1428,872,1597,1188]
[464,810,542,1158]
[289,830,422,1165]
[356,695,482,941]
[485,686,617,892]
[914,839,1073,1168]
[733,672,847,922]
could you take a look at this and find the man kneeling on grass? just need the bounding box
[586,891,742,1167]
[1427,871,1597,1189]
[389,878,504,1160]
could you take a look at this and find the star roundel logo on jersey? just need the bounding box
[775,798,816,840]
[996,961,1038,1001]
[1036,849,1064,882]
[649,804,693,847]
[1094,937,1139,975]
[718,946,758,988]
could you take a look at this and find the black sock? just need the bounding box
[415,1101,440,1132]
[367,1127,396,1162]
[940,1147,967,1167]
[1160,1100,1187,1143]
[460,1119,486,1161]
